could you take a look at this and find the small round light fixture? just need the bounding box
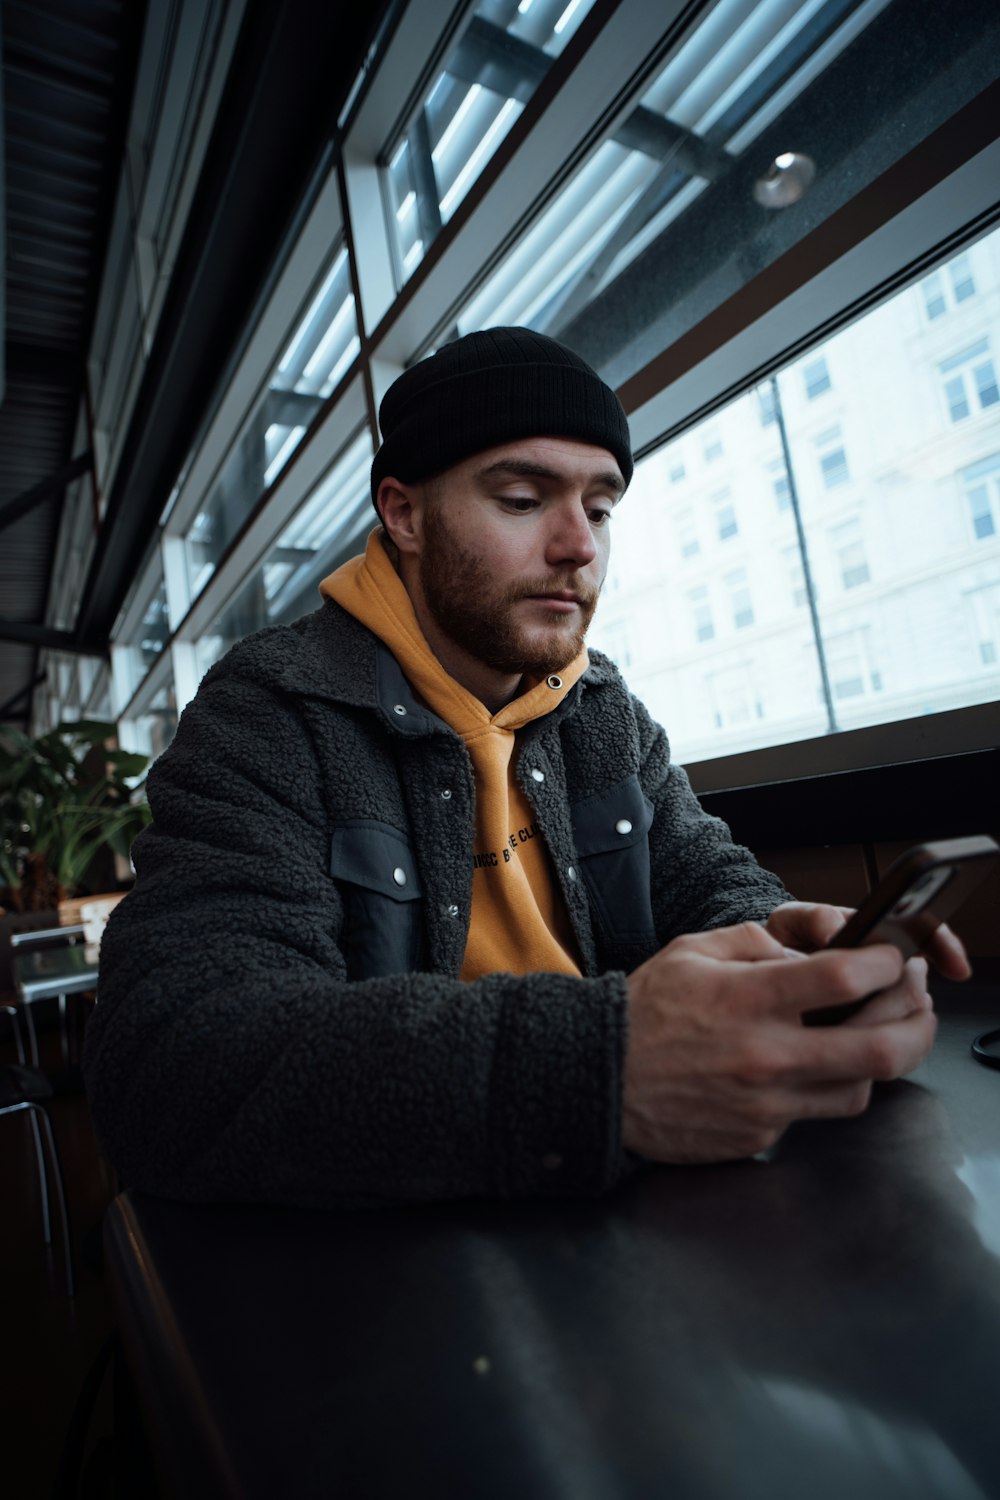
[753,151,816,209]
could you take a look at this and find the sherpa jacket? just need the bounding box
[84,600,788,1208]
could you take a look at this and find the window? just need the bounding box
[783,545,807,607]
[675,508,700,559]
[184,243,358,602]
[831,517,870,589]
[196,432,372,677]
[725,568,754,629]
[689,585,714,643]
[803,356,832,399]
[922,253,976,319]
[714,497,737,540]
[704,434,724,462]
[384,0,598,282]
[769,459,791,511]
[816,426,849,488]
[669,462,686,483]
[966,584,1000,670]
[962,456,1000,540]
[940,340,1000,423]
[758,385,776,426]
[827,631,882,701]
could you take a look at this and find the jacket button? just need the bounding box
[530,768,545,783]
[566,866,576,882]
[393,704,407,716]
[393,867,407,887]
[446,903,460,918]
[441,788,452,800]
[615,818,633,835]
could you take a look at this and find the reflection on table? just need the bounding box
[105,983,1000,1500]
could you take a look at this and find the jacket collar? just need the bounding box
[277,598,613,730]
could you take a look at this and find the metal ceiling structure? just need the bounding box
[0,0,144,726]
[0,0,391,731]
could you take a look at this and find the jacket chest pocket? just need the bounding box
[571,775,656,947]
[330,821,423,980]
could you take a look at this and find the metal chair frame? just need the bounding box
[1,1004,75,1296]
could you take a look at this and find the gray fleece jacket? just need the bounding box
[84,600,787,1208]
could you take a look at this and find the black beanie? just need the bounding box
[370,326,632,511]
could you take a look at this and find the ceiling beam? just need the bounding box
[0,451,91,532]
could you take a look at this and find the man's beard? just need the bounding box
[419,508,600,676]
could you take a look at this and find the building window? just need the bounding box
[704,434,724,462]
[966,583,1000,672]
[758,385,776,426]
[768,459,791,511]
[783,545,807,607]
[803,356,831,399]
[675,508,700,558]
[962,455,1000,540]
[669,461,686,483]
[830,517,870,589]
[922,253,976,319]
[939,340,1000,422]
[714,497,737,540]
[689,585,714,643]
[725,568,754,629]
[816,426,849,488]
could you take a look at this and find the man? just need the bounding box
[85,327,966,1207]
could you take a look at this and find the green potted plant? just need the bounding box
[0,719,152,913]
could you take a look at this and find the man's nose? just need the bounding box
[545,500,598,567]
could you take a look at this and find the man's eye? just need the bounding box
[502,496,537,511]
[589,508,613,526]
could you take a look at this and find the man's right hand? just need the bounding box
[622,921,937,1164]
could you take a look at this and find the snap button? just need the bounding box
[546,675,562,690]
[615,818,633,835]
[392,704,407,716]
[446,903,460,918]
[566,866,576,882]
[540,1152,564,1171]
[392,867,407,887]
[530,768,545,783]
[440,788,452,800]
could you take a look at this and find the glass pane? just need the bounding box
[184,244,359,603]
[383,0,599,283]
[589,230,1000,763]
[196,430,373,679]
[456,0,995,390]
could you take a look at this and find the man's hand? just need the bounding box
[764,900,972,983]
[622,921,938,1164]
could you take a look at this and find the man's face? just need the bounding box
[413,436,624,680]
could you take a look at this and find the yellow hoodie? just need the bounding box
[321,531,585,981]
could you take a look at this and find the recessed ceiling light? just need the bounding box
[753,152,816,208]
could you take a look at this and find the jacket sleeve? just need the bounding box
[84,669,629,1210]
[632,696,790,943]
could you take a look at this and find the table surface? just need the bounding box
[13,942,100,1002]
[105,983,1000,1500]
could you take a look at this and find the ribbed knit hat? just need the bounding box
[370,326,632,511]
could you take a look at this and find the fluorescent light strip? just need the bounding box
[439,97,520,220]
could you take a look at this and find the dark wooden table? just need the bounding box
[104,982,1000,1499]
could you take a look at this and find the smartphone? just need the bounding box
[802,834,999,1026]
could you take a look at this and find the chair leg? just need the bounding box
[29,1105,53,1245]
[1,1003,27,1065]
[23,1002,40,1067]
[32,1103,75,1298]
[2,1099,76,1297]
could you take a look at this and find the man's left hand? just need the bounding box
[764,901,971,1028]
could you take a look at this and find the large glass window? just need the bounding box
[589,230,1000,764]
[383,0,598,283]
[184,244,359,602]
[196,431,372,679]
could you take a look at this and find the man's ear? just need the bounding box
[377,477,424,555]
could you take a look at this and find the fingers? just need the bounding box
[843,956,932,1028]
[764,941,906,1017]
[672,921,789,964]
[766,901,849,951]
[924,922,972,980]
